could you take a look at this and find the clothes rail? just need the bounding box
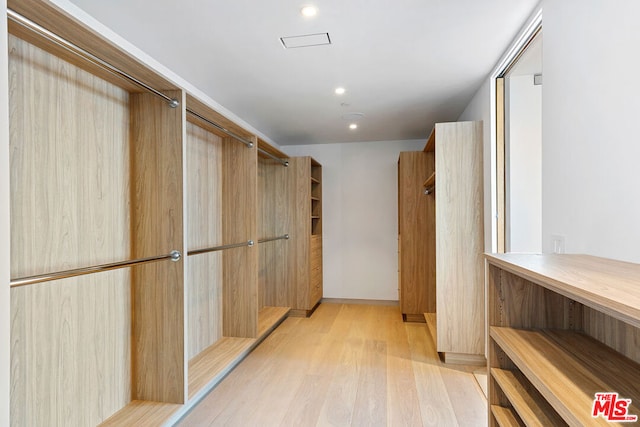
[7,9,180,108]
[258,234,289,244]
[258,148,288,166]
[10,250,182,288]
[185,108,254,148]
[187,240,255,256]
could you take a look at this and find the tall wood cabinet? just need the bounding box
[289,157,323,316]
[398,121,484,365]
[433,121,484,364]
[397,151,436,322]
[0,1,311,425]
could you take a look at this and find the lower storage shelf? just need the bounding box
[490,326,640,426]
[101,307,290,426]
[490,405,522,427]
[491,368,565,426]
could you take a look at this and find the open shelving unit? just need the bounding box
[487,253,640,426]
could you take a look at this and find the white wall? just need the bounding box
[506,74,542,252]
[284,139,424,301]
[542,0,640,262]
[0,0,10,423]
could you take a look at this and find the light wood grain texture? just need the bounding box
[486,253,640,329]
[291,157,310,309]
[222,136,258,337]
[491,405,523,427]
[424,312,437,344]
[289,156,324,313]
[186,122,224,358]
[311,158,322,236]
[100,400,182,427]
[582,306,640,364]
[179,303,487,426]
[423,126,435,152]
[258,157,292,309]
[491,327,640,426]
[185,93,254,142]
[130,90,185,403]
[188,337,255,400]
[257,306,290,337]
[491,368,566,426]
[436,120,484,356]
[488,264,582,331]
[443,352,486,366]
[257,137,288,160]
[9,35,131,425]
[398,151,436,316]
[423,171,436,189]
[7,0,179,95]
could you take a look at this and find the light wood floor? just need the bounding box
[178,303,487,426]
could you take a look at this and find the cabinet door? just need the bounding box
[309,235,323,307]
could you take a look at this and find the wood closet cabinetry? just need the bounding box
[397,151,436,322]
[1,1,301,425]
[288,156,323,316]
[398,121,484,365]
[487,254,640,426]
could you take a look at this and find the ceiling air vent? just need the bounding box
[280,33,331,49]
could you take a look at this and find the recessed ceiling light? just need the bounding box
[349,123,358,130]
[301,6,318,17]
[335,87,346,95]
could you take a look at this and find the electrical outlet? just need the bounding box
[551,235,565,254]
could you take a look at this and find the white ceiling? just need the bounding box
[69,0,539,145]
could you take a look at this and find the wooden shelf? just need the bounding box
[491,368,565,426]
[490,406,522,427]
[423,127,436,152]
[490,327,640,426]
[257,306,290,337]
[311,177,320,184]
[100,401,183,426]
[485,253,640,329]
[311,196,320,201]
[188,337,255,400]
[423,171,435,189]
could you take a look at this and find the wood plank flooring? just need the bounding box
[178,303,487,426]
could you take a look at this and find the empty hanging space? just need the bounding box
[183,94,258,403]
[257,138,291,333]
[7,1,185,425]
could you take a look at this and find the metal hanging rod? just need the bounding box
[186,108,254,148]
[187,240,254,256]
[258,234,290,244]
[258,148,288,167]
[7,9,181,108]
[8,10,261,151]
[424,187,434,195]
[10,250,182,288]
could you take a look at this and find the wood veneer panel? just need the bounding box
[436,121,484,355]
[491,327,640,426]
[100,400,182,427]
[582,307,640,364]
[290,157,312,310]
[222,137,258,338]
[258,159,291,309]
[7,0,178,94]
[188,337,255,400]
[186,122,223,358]
[9,35,131,425]
[486,253,640,329]
[398,151,435,316]
[491,405,523,427]
[491,368,566,426]
[130,90,185,403]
